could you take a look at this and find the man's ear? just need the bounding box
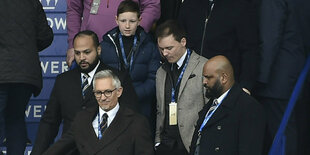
[115,15,119,25]
[180,37,187,47]
[117,87,123,97]
[221,72,228,84]
[97,46,101,56]
[138,17,142,25]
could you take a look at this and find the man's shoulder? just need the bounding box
[230,85,262,109]
[75,105,97,119]
[190,50,208,64]
[96,62,121,75]
[55,68,79,81]
[119,106,148,123]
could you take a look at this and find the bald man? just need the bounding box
[189,56,266,155]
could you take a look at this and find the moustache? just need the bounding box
[79,60,89,65]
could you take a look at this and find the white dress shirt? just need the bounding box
[80,61,100,84]
[92,103,120,137]
[176,50,187,69]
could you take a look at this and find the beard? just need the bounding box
[78,56,99,73]
[204,79,224,99]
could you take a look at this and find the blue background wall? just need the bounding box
[1,0,68,154]
[27,0,68,150]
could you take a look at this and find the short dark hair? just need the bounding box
[156,20,186,42]
[117,0,140,18]
[73,30,99,47]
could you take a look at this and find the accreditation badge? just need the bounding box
[90,0,101,14]
[169,102,177,125]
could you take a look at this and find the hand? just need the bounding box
[66,48,75,67]
[242,88,251,95]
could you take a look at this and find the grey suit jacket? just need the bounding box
[155,51,208,152]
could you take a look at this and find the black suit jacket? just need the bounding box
[189,84,265,155]
[43,106,154,155]
[31,61,138,155]
[179,0,259,90]
[256,0,307,99]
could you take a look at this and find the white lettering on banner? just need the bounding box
[0,147,32,155]
[54,18,66,30]
[40,0,59,10]
[41,61,49,73]
[40,61,68,75]
[51,61,59,74]
[47,18,66,30]
[25,106,31,117]
[34,105,42,118]
[62,61,67,73]
[25,105,47,118]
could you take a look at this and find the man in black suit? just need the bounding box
[190,56,265,155]
[43,70,154,155]
[178,0,259,93]
[31,30,138,154]
[255,0,308,154]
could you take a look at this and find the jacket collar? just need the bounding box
[81,105,136,154]
[103,26,147,43]
[204,84,241,127]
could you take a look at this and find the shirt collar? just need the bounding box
[176,50,187,69]
[80,61,100,83]
[99,103,119,125]
[216,88,231,104]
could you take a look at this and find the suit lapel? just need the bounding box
[78,107,101,154]
[205,85,240,128]
[96,106,134,151]
[158,67,166,111]
[71,68,85,105]
[178,52,200,99]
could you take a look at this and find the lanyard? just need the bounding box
[198,100,222,132]
[118,34,137,71]
[198,90,229,132]
[171,49,191,102]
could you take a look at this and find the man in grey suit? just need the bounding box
[154,20,208,155]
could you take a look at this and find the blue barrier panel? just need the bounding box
[32,78,56,100]
[40,56,68,78]
[46,13,67,34]
[40,35,68,56]
[26,101,48,123]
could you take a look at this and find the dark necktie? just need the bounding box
[81,73,89,97]
[171,63,179,84]
[194,99,219,155]
[99,113,108,139]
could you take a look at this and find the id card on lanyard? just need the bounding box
[169,49,191,125]
[90,0,101,14]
